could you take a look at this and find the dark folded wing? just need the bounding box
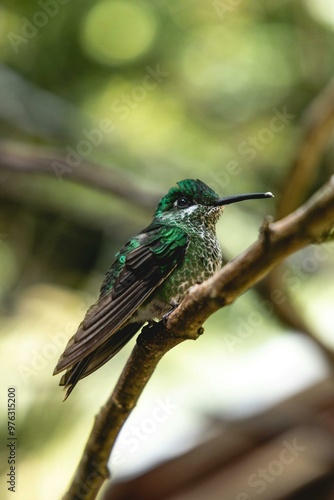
[59,322,144,399]
[54,225,188,374]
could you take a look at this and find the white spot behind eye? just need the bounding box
[177,205,198,218]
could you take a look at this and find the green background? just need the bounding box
[0,1,334,498]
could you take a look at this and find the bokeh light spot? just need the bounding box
[81,0,157,66]
[306,0,334,29]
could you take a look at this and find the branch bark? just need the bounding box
[63,176,334,500]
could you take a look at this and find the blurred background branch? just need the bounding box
[277,76,334,219]
[259,74,334,366]
[0,141,160,210]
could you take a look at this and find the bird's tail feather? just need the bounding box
[60,322,143,400]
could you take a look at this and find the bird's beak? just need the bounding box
[214,191,274,206]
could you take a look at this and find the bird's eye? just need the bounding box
[176,197,191,208]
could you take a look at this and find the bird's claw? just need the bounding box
[162,301,179,326]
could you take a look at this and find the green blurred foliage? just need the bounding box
[0,1,334,499]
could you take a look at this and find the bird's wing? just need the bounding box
[58,321,144,399]
[54,225,188,374]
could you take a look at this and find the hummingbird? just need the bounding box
[54,179,273,399]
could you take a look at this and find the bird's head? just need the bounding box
[154,179,273,229]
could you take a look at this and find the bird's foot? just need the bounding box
[162,300,179,326]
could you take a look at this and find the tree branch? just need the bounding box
[63,176,334,500]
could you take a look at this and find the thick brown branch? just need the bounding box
[63,176,334,500]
